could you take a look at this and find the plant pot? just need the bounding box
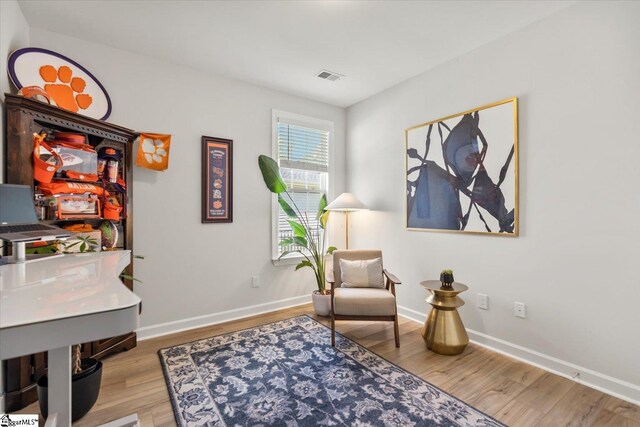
[37,359,103,422]
[440,273,454,287]
[312,291,331,317]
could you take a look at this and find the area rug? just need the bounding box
[159,315,504,427]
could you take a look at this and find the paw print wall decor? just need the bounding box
[136,133,171,171]
[8,47,112,120]
[39,65,93,113]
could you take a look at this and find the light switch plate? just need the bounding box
[477,294,489,310]
[514,302,526,318]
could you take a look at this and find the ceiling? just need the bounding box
[18,1,574,107]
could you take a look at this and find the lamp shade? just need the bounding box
[325,193,369,211]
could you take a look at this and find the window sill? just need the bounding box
[272,255,304,267]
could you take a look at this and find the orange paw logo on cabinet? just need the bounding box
[39,64,93,113]
[136,133,171,171]
[8,47,112,120]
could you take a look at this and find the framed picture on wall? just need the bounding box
[202,136,233,223]
[406,97,518,236]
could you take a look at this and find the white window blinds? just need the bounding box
[277,123,329,173]
[275,119,330,258]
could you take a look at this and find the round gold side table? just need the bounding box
[420,280,469,355]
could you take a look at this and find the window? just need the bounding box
[272,110,333,261]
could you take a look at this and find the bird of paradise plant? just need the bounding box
[258,155,336,294]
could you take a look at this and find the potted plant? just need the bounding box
[258,155,336,316]
[440,269,454,287]
[37,346,103,422]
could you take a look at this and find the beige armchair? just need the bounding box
[326,250,401,347]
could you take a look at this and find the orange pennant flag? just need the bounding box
[136,133,171,171]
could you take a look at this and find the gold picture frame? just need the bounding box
[405,97,519,236]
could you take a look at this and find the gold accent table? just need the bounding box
[420,280,469,355]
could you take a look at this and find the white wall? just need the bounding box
[347,0,639,400]
[0,0,30,182]
[25,28,346,330]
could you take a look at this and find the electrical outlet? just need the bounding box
[514,302,526,318]
[477,294,489,310]
[252,276,260,288]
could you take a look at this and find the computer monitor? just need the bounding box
[0,184,40,224]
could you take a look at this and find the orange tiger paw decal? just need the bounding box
[39,65,92,112]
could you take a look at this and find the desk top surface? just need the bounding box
[0,251,140,329]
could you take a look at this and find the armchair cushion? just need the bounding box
[333,287,396,316]
[333,249,382,288]
[339,257,384,288]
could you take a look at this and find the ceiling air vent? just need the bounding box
[316,70,344,82]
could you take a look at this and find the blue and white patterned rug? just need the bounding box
[159,315,504,426]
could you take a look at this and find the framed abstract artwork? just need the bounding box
[406,97,518,236]
[202,136,233,223]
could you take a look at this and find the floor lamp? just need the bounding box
[325,193,369,249]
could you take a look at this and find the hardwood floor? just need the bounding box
[15,304,640,426]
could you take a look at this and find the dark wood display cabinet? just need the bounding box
[2,94,138,411]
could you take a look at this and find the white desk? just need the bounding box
[0,251,141,426]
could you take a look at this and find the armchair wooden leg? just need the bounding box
[331,313,336,346]
[393,315,400,348]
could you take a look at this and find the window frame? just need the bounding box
[271,109,334,264]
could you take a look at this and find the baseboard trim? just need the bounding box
[137,295,311,341]
[397,305,640,406]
